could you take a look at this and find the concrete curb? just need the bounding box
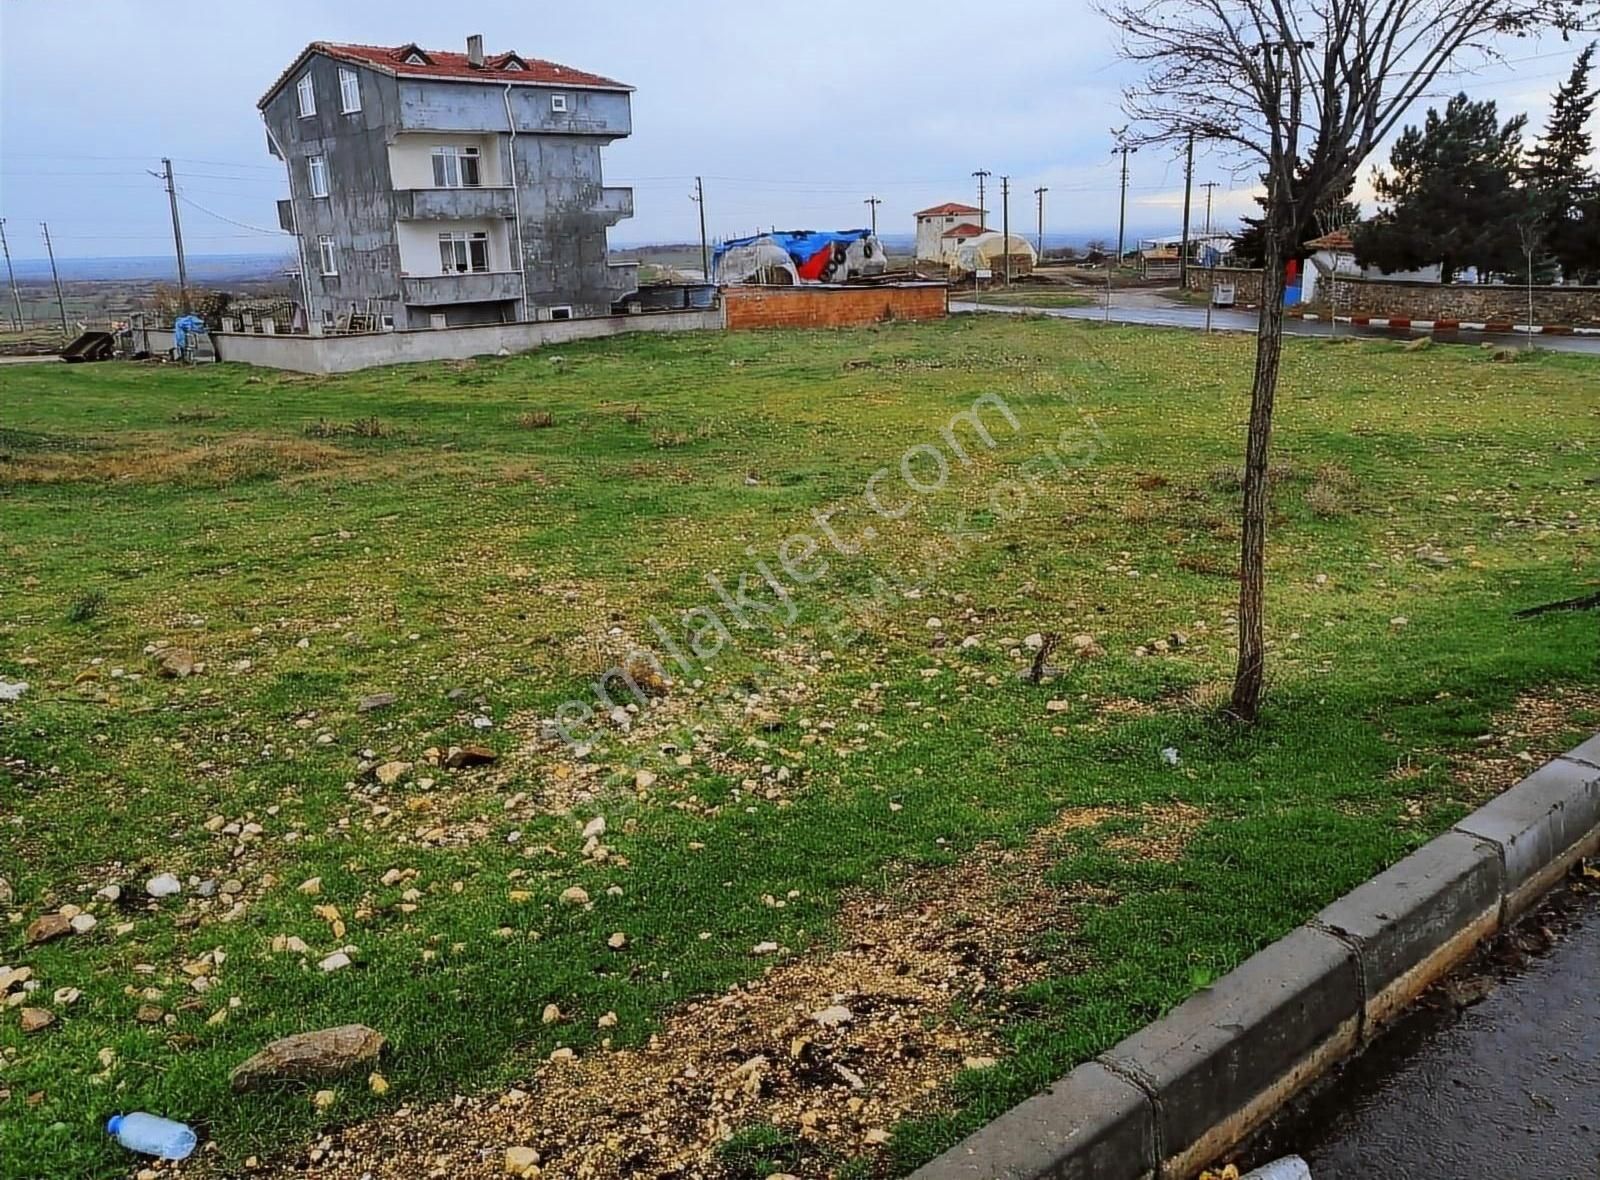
[910,736,1600,1180]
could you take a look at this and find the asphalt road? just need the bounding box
[953,296,1600,356]
[1261,883,1600,1178]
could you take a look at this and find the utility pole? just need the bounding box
[40,222,68,337]
[1199,181,1220,333]
[972,169,990,230]
[1000,175,1011,286]
[692,176,709,282]
[1179,130,1195,289]
[1034,186,1048,261]
[1112,129,1137,268]
[153,158,190,313]
[0,219,23,331]
[863,195,881,237]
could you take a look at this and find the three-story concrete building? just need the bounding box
[260,36,637,331]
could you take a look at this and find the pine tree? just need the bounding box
[1353,94,1528,282]
[1524,43,1599,281]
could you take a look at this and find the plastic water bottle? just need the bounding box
[106,1113,197,1160]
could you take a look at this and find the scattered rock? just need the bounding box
[1160,747,1181,767]
[752,941,780,956]
[69,913,97,934]
[230,1024,387,1092]
[607,932,628,950]
[963,1055,999,1070]
[0,877,11,905]
[368,1072,389,1095]
[444,745,497,769]
[298,877,323,896]
[19,1007,54,1034]
[25,913,72,945]
[146,873,181,899]
[597,1011,618,1028]
[1403,336,1432,352]
[559,886,590,907]
[634,769,658,791]
[358,692,397,712]
[0,680,28,701]
[312,1089,337,1110]
[1045,700,1070,714]
[504,1146,541,1177]
[53,987,82,1006]
[318,951,352,973]
[136,1004,164,1024]
[1070,633,1105,659]
[373,761,412,787]
[155,649,198,678]
[582,816,607,840]
[811,1004,853,1028]
[541,1004,561,1025]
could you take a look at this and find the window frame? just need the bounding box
[437,230,491,274]
[548,305,573,321]
[550,93,569,113]
[430,145,482,189]
[317,234,338,276]
[296,73,316,117]
[307,155,329,199]
[338,67,362,114]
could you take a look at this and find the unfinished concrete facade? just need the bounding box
[260,38,637,330]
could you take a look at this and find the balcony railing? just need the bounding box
[394,187,517,221]
[401,271,523,306]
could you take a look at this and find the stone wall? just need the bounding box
[212,308,721,374]
[1187,267,1600,326]
[723,283,948,330]
[1327,277,1600,326]
[1184,267,1265,306]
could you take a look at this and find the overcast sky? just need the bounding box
[0,0,1589,260]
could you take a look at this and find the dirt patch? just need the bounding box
[241,804,1184,1180]
[0,435,351,487]
[1446,686,1600,807]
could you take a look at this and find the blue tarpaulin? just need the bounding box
[713,229,878,283]
[172,315,207,354]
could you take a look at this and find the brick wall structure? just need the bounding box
[722,283,948,330]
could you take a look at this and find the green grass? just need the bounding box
[1,317,1596,1178]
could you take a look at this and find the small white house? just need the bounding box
[1302,229,1442,302]
[915,202,984,262]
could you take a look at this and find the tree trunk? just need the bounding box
[1229,233,1288,722]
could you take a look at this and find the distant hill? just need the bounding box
[8,253,294,284]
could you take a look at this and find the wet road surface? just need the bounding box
[1264,884,1600,1179]
[953,297,1600,357]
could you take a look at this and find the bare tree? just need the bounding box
[1101,0,1586,721]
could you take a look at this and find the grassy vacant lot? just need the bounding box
[1,317,1596,1179]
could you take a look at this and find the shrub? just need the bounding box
[517,410,556,429]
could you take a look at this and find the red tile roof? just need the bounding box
[916,202,983,219]
[260,41,632,108]
[1304,229,1355,251]
[940,222,989,239]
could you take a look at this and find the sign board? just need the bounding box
[1212,282,1237,308]
[975,268,994,280]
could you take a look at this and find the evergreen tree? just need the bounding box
[1234,110,1362,265]
[1354,94,1528,281]
[1524,43,1599,281]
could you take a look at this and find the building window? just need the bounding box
[297,73,316,117]
[317,234,338,275]
[430,145,482,188]
[438,231,489,274]
[339,67,361,114]
[380,314,395,331]
[307,155,329,198]
[549,305,573,320]
[551,94,568,113]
